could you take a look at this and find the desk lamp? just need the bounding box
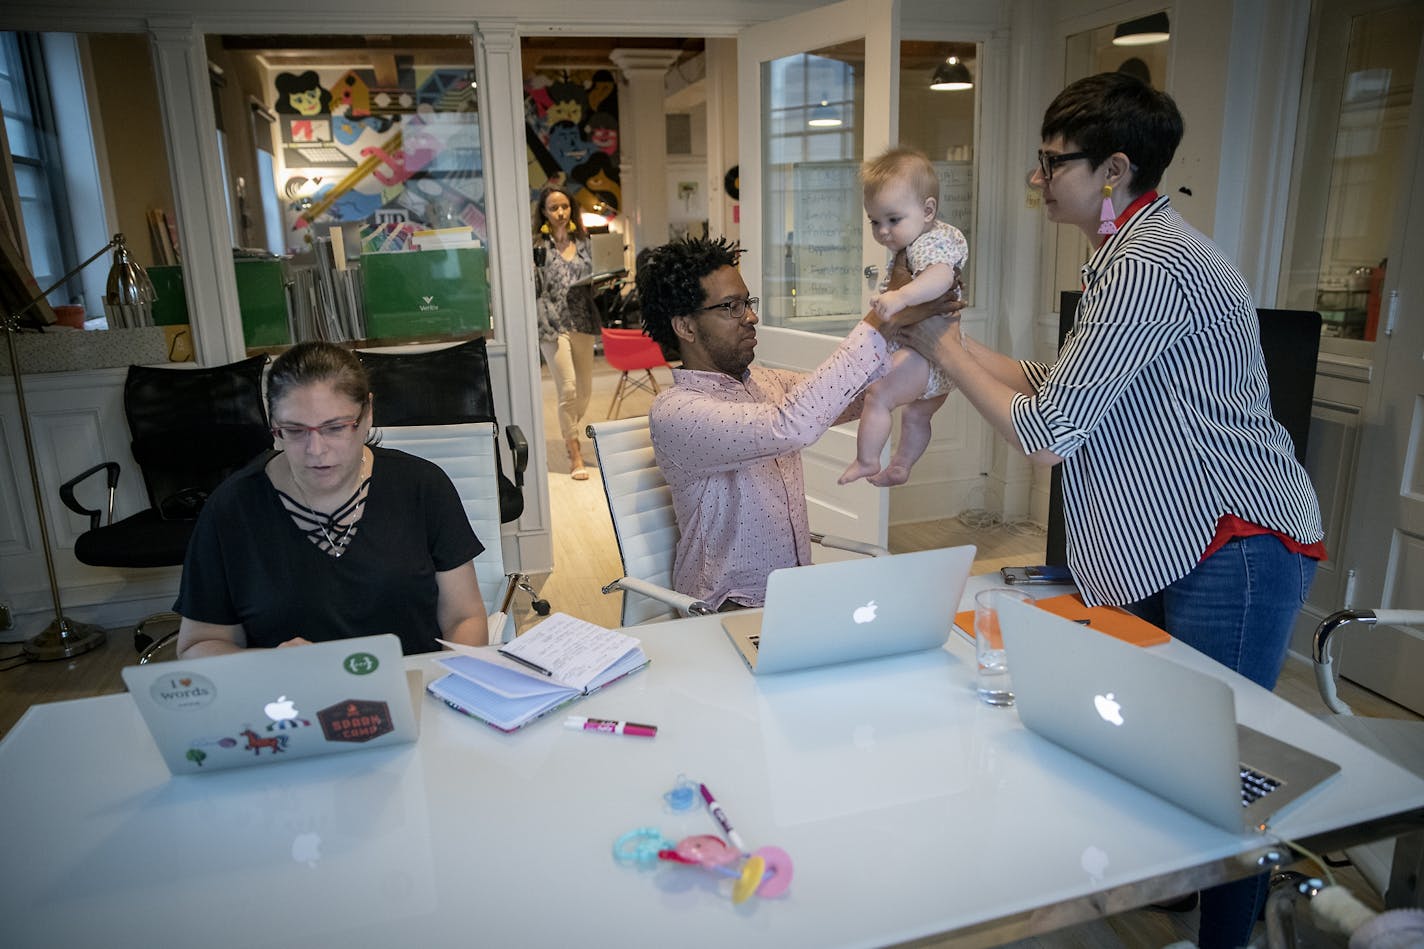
[2,233,157,660]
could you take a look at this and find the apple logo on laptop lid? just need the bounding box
[264,695,312,730]
[852,600,878,625]
[1094,692,1125,726]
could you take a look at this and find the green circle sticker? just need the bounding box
[343,652,380,675]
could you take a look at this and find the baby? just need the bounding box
[839,148,968,487]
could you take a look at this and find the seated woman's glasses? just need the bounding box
[271,412,364,443]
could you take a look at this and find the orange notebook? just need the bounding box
[953,593,1170,648]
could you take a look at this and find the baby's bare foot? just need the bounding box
[838,459,881,485]
[868,464,910,487]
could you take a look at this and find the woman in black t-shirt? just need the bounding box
[174,342,489,657]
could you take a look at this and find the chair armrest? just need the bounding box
[59,462,121,531]
[1311,609,1424,714]
[486,611,510,646]
[601,576,715,617]
[811,531,890,558]
[504,424,528,488]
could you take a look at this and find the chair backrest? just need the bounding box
[586,416,683,625]
[1045,293,1323,567]
[601,328,667,373]
[358,337,497,425]
[377,422,507,612]
[356,338,523,523]
[124,355,272,518]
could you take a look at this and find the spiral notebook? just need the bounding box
[428,613,648,731]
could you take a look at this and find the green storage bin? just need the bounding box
[144,261,292,349]
[361,247,491,339]
[147,265,188,327]
[234,259,291,348]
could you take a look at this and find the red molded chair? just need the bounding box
[601,327,668,419]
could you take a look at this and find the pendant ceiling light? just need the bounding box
[807,98,843,128]
[1112,12,1170,46]
[930,56,973,91]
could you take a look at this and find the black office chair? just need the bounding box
[1044,294,1322,567]
[58,355,272,659]
[356,338,547,614]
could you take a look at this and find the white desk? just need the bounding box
[3,578,1421,949]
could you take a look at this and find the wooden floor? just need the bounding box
[0,353,1413,947]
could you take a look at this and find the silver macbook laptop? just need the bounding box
[722,545,976,675]
[122,634,420,775]
[999,597,1339,832]
[590,231,627,277]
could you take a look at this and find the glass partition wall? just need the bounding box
[760,41,866,333]
[758,38,981,335]
[899,40,978,305]
[208,34,489,349]
[1282,3,1421,346]
[1,32,174,330]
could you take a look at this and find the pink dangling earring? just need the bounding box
[1098,184,1118,236]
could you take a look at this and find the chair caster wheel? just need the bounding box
[533,599,551,615]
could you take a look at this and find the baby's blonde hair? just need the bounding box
[861,147,940,206]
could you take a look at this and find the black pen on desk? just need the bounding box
[497,648,554,677]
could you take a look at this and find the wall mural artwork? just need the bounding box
[524,69,620,218]
[273,64,484,251]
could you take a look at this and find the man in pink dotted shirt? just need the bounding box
[637,237,960,610]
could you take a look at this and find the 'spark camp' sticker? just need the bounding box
[149,673,216,710]
[317,699,393,743]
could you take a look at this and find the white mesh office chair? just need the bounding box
[1310,608,1424,907]
[586,416,888,626]
[381,422,546,643]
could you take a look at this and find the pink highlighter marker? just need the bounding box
[564,715,657,738]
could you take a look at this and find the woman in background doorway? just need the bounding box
[533,183,600,480]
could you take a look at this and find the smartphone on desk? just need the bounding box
[1000,564,1074,585]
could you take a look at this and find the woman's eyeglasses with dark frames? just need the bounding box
[1035,150,1089,181]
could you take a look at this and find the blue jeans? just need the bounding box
[1124,534,1318,949]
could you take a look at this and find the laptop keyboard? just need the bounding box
[1241,766,1282,807]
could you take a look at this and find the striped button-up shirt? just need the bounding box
[1011,196,1324,607]
[650,322,888,609]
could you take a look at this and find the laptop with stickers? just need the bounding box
[122,634,419,775]
[998,597,1340,832]
[721,545,976,675]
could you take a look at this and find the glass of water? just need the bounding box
[974,587,1035,706]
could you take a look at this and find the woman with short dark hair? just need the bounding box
[909,73,1325,949]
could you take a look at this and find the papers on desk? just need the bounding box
[429,613,648,732]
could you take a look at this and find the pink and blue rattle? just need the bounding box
[657,834,794,903]
[614,777,794,904]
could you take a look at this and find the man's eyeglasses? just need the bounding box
[272,404,366,443]
[700,296,759,323]
[1036,150,1089,182]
